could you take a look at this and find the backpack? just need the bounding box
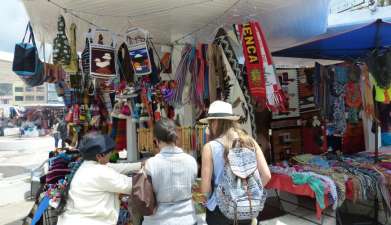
[216,139,267,221]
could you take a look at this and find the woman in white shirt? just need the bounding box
[143,119,198,225]
[57,133,141,225]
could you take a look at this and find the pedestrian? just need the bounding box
[57,118,68,149]
[0,117,4,136]
[142,118,198,225]
[56,133,141,225]
[200,100,271,225]
[52,119,60,149]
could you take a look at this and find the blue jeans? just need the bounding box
[54,135,59,148]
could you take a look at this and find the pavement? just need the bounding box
[0,136,53,225]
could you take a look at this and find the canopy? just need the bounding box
[22,0,330,52]
[272,19,391,60]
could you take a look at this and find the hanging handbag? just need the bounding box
[63,23,78,73]
[127,27,152,76]
[130,168,156,216]
[13,22,44,77]
[20,43,47,87]
[53,15,71,66]
[90,29,117,79]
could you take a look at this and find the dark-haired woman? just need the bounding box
[57,133,141,225]
[143,118,198,225]
[200,101,271,225]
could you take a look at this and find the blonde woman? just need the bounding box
[200,100,271,225]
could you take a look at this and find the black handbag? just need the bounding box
[12,22,43,78]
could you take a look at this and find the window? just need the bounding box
[0,83,12,96]
[25,96,34,101]
[25,87,33,92]
[36,86,45,92]
[15,96,24,101]
[15,87,23,92]
[36,96,45,101]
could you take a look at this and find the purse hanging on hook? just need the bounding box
[126,27,153,76]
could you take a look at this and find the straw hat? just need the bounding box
[199,100,240,124]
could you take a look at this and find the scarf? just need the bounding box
[236,21,286,112]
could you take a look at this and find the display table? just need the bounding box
[265,173,355,221]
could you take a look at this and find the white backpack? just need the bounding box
[216,140,267,221]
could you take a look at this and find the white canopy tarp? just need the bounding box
[22,0,331,53]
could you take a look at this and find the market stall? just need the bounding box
[19,1,391,225]
[265,19,391,225]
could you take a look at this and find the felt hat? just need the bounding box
[79,134,115,159]
[199,100,240,124]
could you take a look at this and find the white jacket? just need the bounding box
[57,161,141,225]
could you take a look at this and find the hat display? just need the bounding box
[199,100,240,124]
[79,133,115,159]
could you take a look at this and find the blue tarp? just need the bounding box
[272,19,391,60]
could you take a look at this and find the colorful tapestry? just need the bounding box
[272,69,300,119]
[298,68,317,113]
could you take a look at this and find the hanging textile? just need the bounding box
[90,34,116,79]
[236,21,286,112]
[298,68,317,113]
[272,68,300,119]
[63,23,78,73]
[361,64,375,119]
[214,28,257,138]
[53,15,71,66]
[170,45,193,105]
[117,43,134,84]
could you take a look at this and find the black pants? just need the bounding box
[206,207,252,225]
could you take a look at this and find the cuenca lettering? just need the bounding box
[242,23,258,64]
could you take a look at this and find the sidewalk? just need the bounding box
[0,200,33,225]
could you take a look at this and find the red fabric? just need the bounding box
[115,118,127,151]
[342,123,365,154]
[346,178,354,201]
[302,127,325,154]
[239,22,266,105]
[266,173,329,220]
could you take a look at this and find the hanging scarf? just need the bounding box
[171,45,193,105]
[236,21,286,112]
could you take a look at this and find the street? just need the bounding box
[0,135,53,225]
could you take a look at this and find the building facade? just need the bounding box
[0,53,63,106]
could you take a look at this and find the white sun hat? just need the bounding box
[199,100,240,124]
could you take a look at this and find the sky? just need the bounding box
[0,0,29,53]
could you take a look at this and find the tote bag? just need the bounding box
[130,168,156,216]
[13,22,43,77]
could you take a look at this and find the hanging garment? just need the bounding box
[236,21,286,112]
[117,43,134,83]
[366,50,391,89]
[214,28,257,138]
[345,81,362,124]
[149,47,160,85]
[328,66,347,135]
[63,23,78,73]
[160,51,172,74]
[206,44,218,102]
[170,45,193,105]
[53,15,71,66]
[361,65,375,119]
